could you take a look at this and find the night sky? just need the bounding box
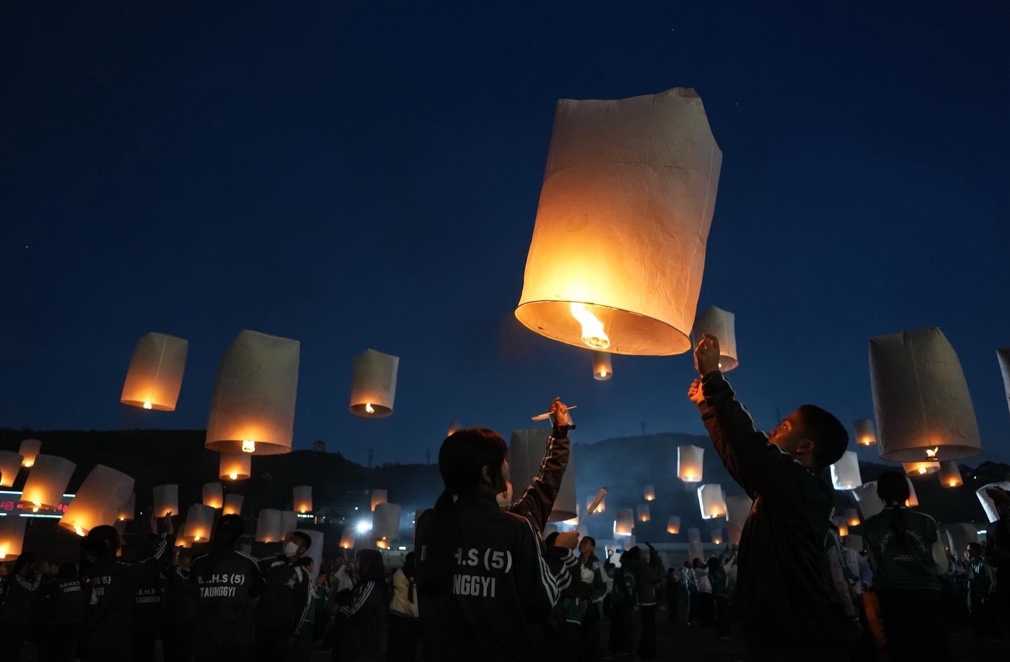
[3,2,1008,469]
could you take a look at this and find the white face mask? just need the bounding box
[283,542,300,558]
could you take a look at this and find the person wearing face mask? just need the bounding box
[254,530,313,660]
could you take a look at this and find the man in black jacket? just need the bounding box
[254,530,312,660]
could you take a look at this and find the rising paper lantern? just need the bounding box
[514,88,722,357]
[903,461,940,477]
[21,455,76,511]
[643,485,656,502]
[697,483,727,519]
[152,484,179,518]
[905,478,919,508]
[711,528,724,545]
[938,461,963,488]
[998,347,1010,416]
[692,306,738,371]
[725,495,753,545]
[832,517,849,537]
[279,511,298,539]
[853,419,877,447]
[830,451,862,490]
[678,445,704,482]
[120,332,189,411]
[223,493,244,516]
[869,328,982,462]
[614,509,634,536]
[202,483,224,509]
[637,504,651,523]
[59,465,134,537]
[19,439,41,468]
[339,527,356,550]
[976,482,1010,523]
[852,482,885,520]
[0,451,22,487]
[349,349,399,418]
[666,516,681,535]
[255,509,282,543]
[587,495,606,514]
[219,453,252,481]
[205,330,300,455]
[945,523,980,555]
[373,502,402,541]
[370,489,388,512]
[509,429,577,521]
[0,515,27,560]
[293,486,313,514]
[181,504,216,543]
[844,508,861,527]
[117,493,136,522]
[592,352,613,380]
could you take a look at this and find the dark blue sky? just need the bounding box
[3,1,1008,468]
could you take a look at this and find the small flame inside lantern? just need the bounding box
[194,535,201,542]
[32,503,40,513]
[597,369,608,378]
[74,525,84,536]
[570,303,610,350]
[229,472,238,480]
[0,546,6,559]
[23,461,33,468]
[365,403,375,414]
[860,436,873,446]
[143,401,153,410]
[241,440,256,453]
[926,447,939,458]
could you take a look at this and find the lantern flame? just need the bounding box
[569,303,610,350]
[241,440,255,453]
[23,461,33,468]
[142,401,153,410]
[74,525,84,537]
[926,447,939,459]
[597,370,608,378]
[365,403,375,414]
[0,546,5,559]
[32,503,40,512]
[229,472,238,480]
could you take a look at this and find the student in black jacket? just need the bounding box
[254,530,312,660]
[37,563,87,662]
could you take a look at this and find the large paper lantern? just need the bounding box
[692,306,738,371]
[725,495,753,545]
[666,516,681,535]
[152,484,179,518]
[205,330,300,455]
[853,419,877,447]
[256,509,282,543]
[905,478,919,508]
[844,508,861,527]
[0,515,27,560]
[592,352,613,380]
[293,486,313,514]
[509,429,577,521]
[59,465,134,537]
[118,493,136,522]
[587,495,606,514]
[903,461,939,477]
[0,451,22,487]
[370,489,388,512]
[349,349,399,418]
[339,528,356,550]
[830,451,862,490]
[514,88,723,357]
[220,453,251,481]
[697,483,726,519]
[939,461,963,488]
[976,482,1010,523]
[19,439,41,468]
[614,509,634,536]
[182,504,216,543]
[373,502,402,541]
[869,328,982,461]
[998,347,1010,416]
[637,504,651,523]
[279,511,298,539]
[120,332,189,411]
[945,523,980,555]
[223,494,244,516]
[852,482,885,520]
[643,485,656,502]
[678,445,704,482]
[21,455,75,511]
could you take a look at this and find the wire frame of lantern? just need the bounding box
[666,516,681,535]
[587,495,606,515]
[293,486,313,514]
[830,451,862,490]
[152,484,179,518]
[21,455,76,511]
[592,351,613,380]
[905,477,919,508]
[678,445,704,483]
[0,515,28,560]
[643,485,656,502]
[614,509,635,536]
[117,493,136,522]
[903,461,940,477]
[59,464,134,537]
[998,347,1010,416]
[19,439,42,468]
[691,306,739,371]
[370,489,388,512]
[697,483,727,519]
[223,493,244,516]
[637,504,651,523]
[844,508,861,528]
[219,453,252,482]
[976,482,1010,523]
[181,504,216,543]
[255,509,283,543]
[853,419,877,447]
[120,332,189,411]
[205,330,300,455]
[852,482,885,520]
[202,483,224,509]
[349,349,399,418]
[0,451,23,488]
[938,461,963,488]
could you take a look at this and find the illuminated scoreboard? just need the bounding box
[0,490,74,519]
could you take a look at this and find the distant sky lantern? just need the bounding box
[117,493,136,522]
[202,483,223,509]
[510,429,577,521]
[592,352,613,380]
[691,306,738,371]
[182,504,216,543]
[120,332,188,411]
[373,502,402,541]
[844,508,861,527]
[293,486,313,514]
[939,461,963,488]
[678,445,704,482]
[637,504,651,522]
[19,439,41,468]
[852,482,885,520]
[279,511,298,540]
[59,465,134,537]
[152,484,179,518]
[587,495,606,514]
[853,419,877,447]
[667,516,681,535]
[339,527,356,550]
[725,495,753,545]
[219,453,251,481]
[976,482,1010,523]
[0,451,23,487]
[870,327,982,462]
[830,451,862,490]
[711,528,724,545]
[205,330,300,455]
[514,88,722,357]
[643,485,656,502]
[349,349,399,418]
[370,489,388,512]
[903,461,940,477]
[905,477,920,507]
[21,455,75,511]
[998,347,1010,415]
[697,483,727,519]
[255,508,282,543]
[0,515,27,560]
[614,509,635,536]
[223,493,244,516]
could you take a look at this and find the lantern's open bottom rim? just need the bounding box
[120,399,177,412]
[205,441,292,455]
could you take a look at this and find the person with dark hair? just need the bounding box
[161,549,197,662]
[254,529,312,660]
[387,551,419,662]
[966,541,995,637]
[863,470,950,661]
[577,535,607,662]
[625,544,664,659]
[0,552,42,662]
[333,548,387,661]
[607,549,637,658]
[708,555,731,640]
[191,513,266,661]
[36,562,87,662]
[688,334,851,660]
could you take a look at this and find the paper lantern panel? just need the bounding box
[373,502,402,541]
[666,516,681,535]
[223,493,244,516]
[256,509,282,543]
[279,511,298,539]
[60,465,134,537]
[614,509,634,536]
[678,445,704,483]
[0,451,23,488]
[182,504,216,543]
[697,483,726,520]
[903,462,939,477]
[0,515,28,560]
[509,429,577,522]
[830,451,862,490]
[998,347,1010,416]
[117,493,136,522]
[370,489,388,512]
[852,482,884,520]
[120,332,188,411]
[349,349,399,418]
[21,455,76,510]
[153,484,179,518]
[939,461,963,488]
[19,439,41,468]
[203,483,224,509]
[220,453,252,482]
[976,482,1010,523]
[643,485,656,502]
[637,504,651,523]
[691,306,738,371]
[293,486,313,514]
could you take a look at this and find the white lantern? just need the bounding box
[666,516,681,535]
[117,493,136,522]
[692,306,738,371]
[19,439,41,468]
[0,515,27,560]
[844,508,861,527]
[120,332,189,411]
[373,502,402,541]
[202,483,224,509]
[279,511,298,539]
[182,503,216,543]
[339,527,356,549]
[945,523,980,556]
[614,509,634,536]
[939,461,963,488]
[0,451,23,488]
[643,485,656,502]
[514,88,722,356]
[293,486,313,514]
[852,482,885,520]
[509,429,577,521]
[976,482,1010,523]
[21,455,75,511]
[998,347,1010,416]
[219,453,251,482]
[678,445,704,483]
[370,489,388,512]
[152,484,179,518]
[697,483,726,520]
[853,419,877,447]
[587,495,606,514]
[223,493,244,516]
[905,477,919,508]
[637,504,651,523]
[59,465,134,537]
[830,451,862,490]
[870,328,982,461]
[349,349,399,418]
[205,330,300,455]
[725,495,753,545]
[592,352,613,380]
[255,509,282,543]
[903,462,940,477]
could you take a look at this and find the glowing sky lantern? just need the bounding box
[686,527,703,562]
[870,328,982,462]
[852,482,885,520]
[220,453,251,481]
[587,494,606,514]
[349,349,399,418]
[833,517,849,537]
[509,429,577,521]
[844,508,861,527]
[117,493,136,522]
[614,509,634,536]
[515,88,722,357]
[697,483,727,519]
[0,451,23,488]
[202,483,224,509]
[181,504,216,543]
[592,351,613,381]
[223,493,244,516]
[905,477,920,507]
[339,527,356,550]
[0,515,27,561]
[903,461,940,477]
[370,489,388,512]
[60,465,134,537]
[691,306,738,371]
[255,508,282,543]
[678,445,704,483]
[152,484,179,518]
[666,516,681,535]
[205,330,300,455]
[21,455,75,511]
[19,439,41,468]
[373,502,402,541]
[120,332,188,411]
[710,528,724,545]
[643,485,656,502]
[939,461,963,488]
[853,419,877,447]
[637,504,651,523]
[830,451,862,490]
[293,486,313,514]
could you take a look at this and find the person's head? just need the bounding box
[284,531,311,562]
[769,405,848,470]
[624,546,642,563]
[57,563,78,579]
[876,470,910,505]
[579,536,596,558]
[707,556,722,571]
[331,553,346,570]
[967,542,983,561]
[356,549,385,583]
[544,531,560,546]
[12,552,38,578]
[402,551,416,579]
[438,428,509,498]
[692,557,705,569]
[178,550,194,570]
[212,514,245,552]
[83,525,121,562]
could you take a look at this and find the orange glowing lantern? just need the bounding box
[175,537,192,549]
[120,332,188,411]
[667,516,681,535]
[833,517,849,537]
[905,477,919,508]
[202,483,224,509]
[510,429,577,521]
[256,509,282,543]
[370,489,387,512]
[614,509,635,536]
[223,493,244,516]
[853,419,877,447]
[592,352,613,380]
[19,439,41,468]
[939,461,963,488]
[637,504,651,523]
[725,495,753,545]
[711,528,724,545]
[152,484,179,518]
[117,493,136,522]
[514,88,722,357]
[21,455,75,511]
[205,330,300,455]
[293,486,313,514]
[903,461,940,477]
[852,482,885,520]
[339,527,356,549]
[643,485,656,502]
[349,349,399,418]
[587,495,606,514]
[59,465,134,537]
[0,451,22,488]
[219,453,251,482]
[844,508,861,527]
[698,483,727,519]
[373,502,402,541]
[0,515,27,560]
[686,527,703,562]
[182,504,215,543]
[678,445,704,483]
[691,306,738,371]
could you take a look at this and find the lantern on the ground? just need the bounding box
[0,451,22,487]
[976,482,1010,523]
[844,508,861,527]
[830,451,862,490]
[205,330,300,455]
[182,504,216,543]
[678,445,704,482]
[637,504,651,523]
[593,352,613,380]
[905,478,919,507]
[118,493,136,522]
[852,482,885,520]
[945,523,980,555]
[667,516,681,535]
[220,453,251,482]
[870,328,982,461]
[939,461,963,488]
[370,489,387,512]
[692,306,738,371]
[509,429,577,521]
[153,484,179,518]
[725,495,753,545]
[587,495,606,514]
[0,515,27,560]
[120,332,188,411]
[614,509,634,536]
[19,439,41,468]
[280,511,298,539]
[853,419,877,447]
[514,88,722,357]
[698,483,726,519]
[293,486,313,514]
[59,465,134,537]
[903,462,939,477]
[223,494,244,516]
[21,455,75,511]
[349,349,399,418]
[998,347,1010,415]
[643,485,656,502]
[832,517,849,537]
[255,509,282,543]
[373,502,402,541]
[202,483,223,509]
